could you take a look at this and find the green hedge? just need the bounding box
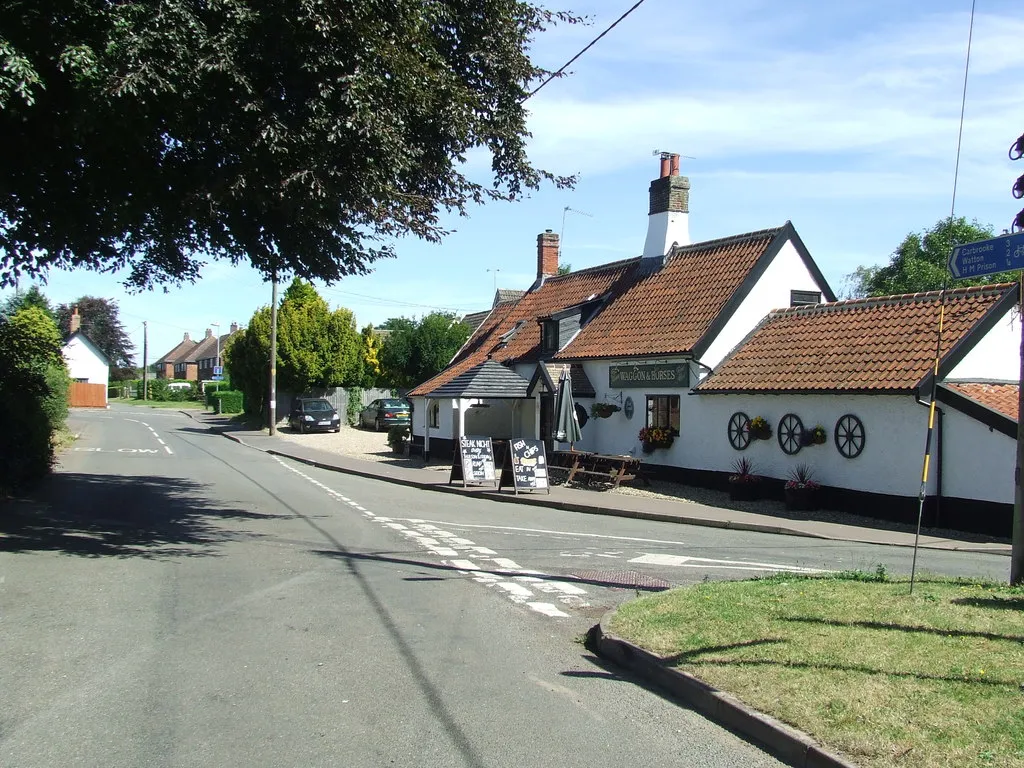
[209,390,243,413]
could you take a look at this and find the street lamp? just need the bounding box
[210,322,221,379]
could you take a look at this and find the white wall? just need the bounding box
[681,393,936,497]
[62,336,109,387]
[699,239,828,370]
[947,303,1019,381]
[941,407,1015,504]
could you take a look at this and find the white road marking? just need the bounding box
[271,456,583,619]
[163,445,173,455]
[629,553,824,573]
[392,518,689,548]
[528,603,570,618]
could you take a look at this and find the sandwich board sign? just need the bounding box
[449,436,497,488]
[499,438,550,494]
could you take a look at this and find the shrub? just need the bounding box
[345,387,362,426]
[210,390,244,413]
[387,425,410,451]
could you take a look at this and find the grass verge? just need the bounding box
[108,397,205,409]
[609,571,1024,768]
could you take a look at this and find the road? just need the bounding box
[0,407,1008,767]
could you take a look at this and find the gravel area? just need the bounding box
[273,425,1007,544]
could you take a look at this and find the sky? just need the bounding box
[4,0,1024,366]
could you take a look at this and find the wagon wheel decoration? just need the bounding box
[728,412,751,450]
[834,414,866,459]
[777,413,804,455]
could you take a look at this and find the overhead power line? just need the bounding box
[525,0,650,100]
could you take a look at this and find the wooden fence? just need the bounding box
[69,382,107,408]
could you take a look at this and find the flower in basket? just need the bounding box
[785,464,820,490]
[749,416,772,439]
[811,424,827,445]
[590,402,622,419]
[638,426,674,450]
[729,457,761,484]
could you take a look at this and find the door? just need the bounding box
[540,394,554,452]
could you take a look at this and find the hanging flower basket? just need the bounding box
[638,426,674,452]
[590,402,621,419]
[748,416,772,440]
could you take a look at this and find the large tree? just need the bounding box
[844,217,1018,298]
[0,2,576,289]
[378,312,470,388]
[54,296,136,379]
[0,284,54,320]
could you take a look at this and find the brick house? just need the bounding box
[153,333,198,379]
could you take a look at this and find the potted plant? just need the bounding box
[728,457,762,500]
[810,424,827,445]
[749,416,772,440]
[590,402,622,419]
[785,464,821,511]
[638,426,674,453]
[386,425,410,455]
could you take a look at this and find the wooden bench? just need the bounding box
[549,450,643,489]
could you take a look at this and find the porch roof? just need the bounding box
[422,360,532,399]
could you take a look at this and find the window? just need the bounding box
[541,320,559,354]
[646,395,680,434]
[790,289,822,307]
[428,401,440,428]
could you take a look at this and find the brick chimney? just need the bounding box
[537,230,559,280]
[69,306,81,334]
[643,153,691,258]
[204,328,213,339]
[229,322,238,334]
[183,332,191,341]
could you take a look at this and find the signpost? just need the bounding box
[499,438,550,494]
[947,231,1024,279]
[946,235,1023,584]
[449,436,497,488]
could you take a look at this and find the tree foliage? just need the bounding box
[360,325,383,388]
[843,217,1017,298]
[225,279,363,412]
[54,296,136,379]
[378,312,470,388]
[1,285,54,320]
[1,1,577,289]
[0,306,68,492]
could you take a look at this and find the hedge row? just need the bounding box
[208,390,243,413]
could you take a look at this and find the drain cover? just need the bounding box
[569,569,672,591]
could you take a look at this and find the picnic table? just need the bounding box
[549,449,643,489]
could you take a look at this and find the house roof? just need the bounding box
[408,259,636,397]
[945,382,1018,421]
[154,336,197,366]
[460,309,491,336]
[556,223,826,360]
[64,331,111,366]
[494,288,526,306]
[189,331,237,362]
[424,360,532,399]
[695,284,1017,394]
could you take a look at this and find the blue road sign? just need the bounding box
[948,231,1024,279]
[212,375,224,381]
[213,365,223,376]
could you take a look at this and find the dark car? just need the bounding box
[358,398,411,431]
[288,398,341,433]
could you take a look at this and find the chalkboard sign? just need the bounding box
[499,437,550,494]
[449,436,497,487]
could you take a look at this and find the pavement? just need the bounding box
[186,411,1011,557]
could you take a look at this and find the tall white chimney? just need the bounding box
[642,153,690,258]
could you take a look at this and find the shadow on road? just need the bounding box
[0,473,272,558]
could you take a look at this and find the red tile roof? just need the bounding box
[696,285,1016,393]
[409,259,637,396]
[557,226,785,359]
[154,337,198,366]
[947,382,1019,421]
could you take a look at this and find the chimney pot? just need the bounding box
[659,154,670,178]
[183,332,190,341]
[205,328,213,338]
[537,231,560,280]
[230,322,238,334]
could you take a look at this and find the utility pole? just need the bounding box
[269,271,279,435]
[142,321,149,401]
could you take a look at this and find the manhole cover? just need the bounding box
[569,569,672,592]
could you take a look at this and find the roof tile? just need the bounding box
[696,285,1015,393]
[947,382,1019,421]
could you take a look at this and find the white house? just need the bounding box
[693,284,1019,535]
[62,330,111,407]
